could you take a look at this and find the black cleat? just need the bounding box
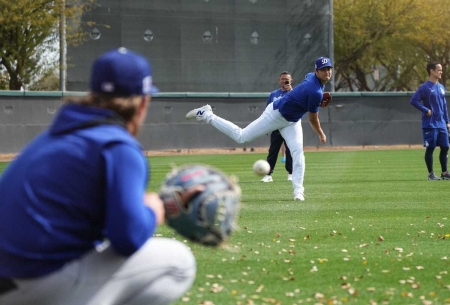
[440,172,450,180]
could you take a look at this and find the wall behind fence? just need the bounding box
[68,0,333,93]
[0,91,428,154]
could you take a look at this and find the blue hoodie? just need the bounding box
[0,103,156,278]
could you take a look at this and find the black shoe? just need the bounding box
[428,172,441,181]
[441,172,450,180]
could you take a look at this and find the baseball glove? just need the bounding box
[320,92,332,107]
[159,165,241,247]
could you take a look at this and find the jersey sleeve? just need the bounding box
[102,143,156,256]
[410,87,428,113]
[266,92,274,106]
[307,90,323,113]
[444,99,449,124]
[442,85,449,124]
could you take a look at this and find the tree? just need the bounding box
[334,0,450,91]
[404,0,450,87]
[28,65,60,91]
[0,0,95,90]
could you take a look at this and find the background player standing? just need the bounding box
[186,57,332,201]
[410,61,450,180]
[260,71,293,183]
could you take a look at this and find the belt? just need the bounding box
[0,278,17,295]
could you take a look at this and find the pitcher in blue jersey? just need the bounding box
[0,48,197,305]
[410,61,450,181]
[186,57,332,201]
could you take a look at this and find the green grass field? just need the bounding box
[1,149,450,304]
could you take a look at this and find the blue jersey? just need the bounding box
[410,80,449,128]
[266,88,289,107]
[273,72,324,122]
[0,103,157,278]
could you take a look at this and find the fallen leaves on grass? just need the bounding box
[210,283,224,293]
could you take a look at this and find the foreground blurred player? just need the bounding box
[0,48,196,305]
[186,57,332,201]
[410,61,450,181]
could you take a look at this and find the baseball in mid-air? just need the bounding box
[253,159,270,176]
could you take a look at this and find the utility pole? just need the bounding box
[59,0,66,92]
[329,0,335,92]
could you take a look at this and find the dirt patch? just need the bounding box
[142,145,423,157]
[0,154,17,162]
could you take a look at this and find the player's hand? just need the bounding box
[178,185,206,206]
[148,186,205,225]
[144,193,165,225]
[319,133,326,144]
[426,109,432,117]
[284,84,292,91]
[320,92,332,107]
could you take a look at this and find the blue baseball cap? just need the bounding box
[315,57,333,70]
[90,47,159,96]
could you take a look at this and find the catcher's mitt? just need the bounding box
[320,92,332,107]
[159,165,241,247]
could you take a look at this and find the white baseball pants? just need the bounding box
[208,103,305,196]
[0,238,196,305]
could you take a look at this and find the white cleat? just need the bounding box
[294,193,305,201]
[287,174,292,181]
[260,175,273,182]
[186,105,213,122]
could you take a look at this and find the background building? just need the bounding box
[67,0,333,92]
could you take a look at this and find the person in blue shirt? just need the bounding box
[260,71,293,183]
[0,48,198,305]
[410,61,450,180]
[186,57,332,201]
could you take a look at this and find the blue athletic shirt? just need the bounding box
[0,103,157,278]
[266,88,290,107]
[410,80,449,128]
[273,72,324,122]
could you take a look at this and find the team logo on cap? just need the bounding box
[101,82,115,92]
[315,57,332,69]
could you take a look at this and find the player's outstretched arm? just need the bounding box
[308,112,326,144]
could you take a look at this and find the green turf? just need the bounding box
[1,149,449,304]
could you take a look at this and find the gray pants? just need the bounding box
[0,238,196,305]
